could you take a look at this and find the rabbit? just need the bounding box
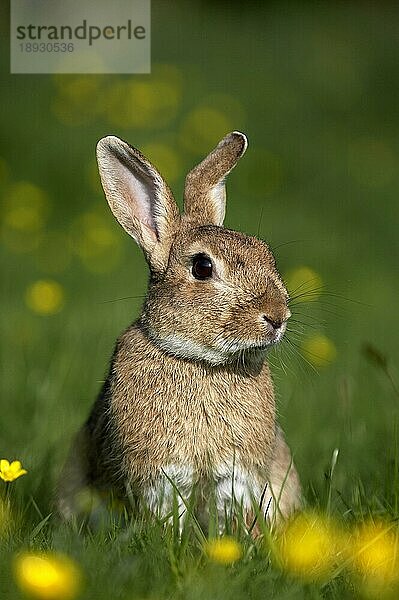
[57,131,302,531]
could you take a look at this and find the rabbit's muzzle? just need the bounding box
[248,279,290,346]
[215,301,289,355]
[260,314,288,346]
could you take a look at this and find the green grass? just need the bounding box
[1,1,399,597]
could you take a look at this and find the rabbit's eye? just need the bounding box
[192,254,213,280]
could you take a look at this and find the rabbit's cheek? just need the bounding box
[217,306,266,345]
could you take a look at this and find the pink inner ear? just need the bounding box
[119,161,158,243]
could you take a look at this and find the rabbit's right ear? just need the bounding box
[96,136,179,271]
[183,131,247,227]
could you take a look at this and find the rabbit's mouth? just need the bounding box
[257,338,281,351]
[265,322,287,345]
[248,320,288,350]
[246,336,284,352]
[214,323,287,356]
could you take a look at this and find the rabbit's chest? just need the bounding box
[115,367,275,477]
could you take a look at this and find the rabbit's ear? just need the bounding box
[183,131,247,227]
[96,136,179,271]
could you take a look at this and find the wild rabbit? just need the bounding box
[58,131,301,530]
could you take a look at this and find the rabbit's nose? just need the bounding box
[262,315,283,330]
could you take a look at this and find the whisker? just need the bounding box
[269,239,304,251]
[289,318,327,330]
[256,205,265,237]
[288,279,326,298]
[286,329,312,341]
[289,286,369,308]
[285,336,332,372]
[290,309,326,319]
[280,337,316,378]
[289,299,346,318]
[284,337,320,375]
[273,344,296,378]
[99,295,146,304]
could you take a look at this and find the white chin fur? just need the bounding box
[147,329,285,365]
[148,330,232,365]
[215,333,284,354]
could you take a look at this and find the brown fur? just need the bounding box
[57,132,302,528]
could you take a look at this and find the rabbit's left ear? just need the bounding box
[183,131,247,227]
[96,136,179,272]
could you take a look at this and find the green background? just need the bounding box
[1,2,398,598]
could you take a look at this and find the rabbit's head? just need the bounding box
[96,132,290,365]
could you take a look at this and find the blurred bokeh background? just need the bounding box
[1,1,398,514]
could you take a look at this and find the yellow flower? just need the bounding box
[14,552,82,600]
[25,280,65,315]
[301,334,337,367]
[205,537,243,564]
[277,512,339,581]
[351,521,399,584]
[0,459,27,482]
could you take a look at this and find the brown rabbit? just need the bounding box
[58,132,301,530]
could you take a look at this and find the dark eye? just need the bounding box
[192,254,213,280]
